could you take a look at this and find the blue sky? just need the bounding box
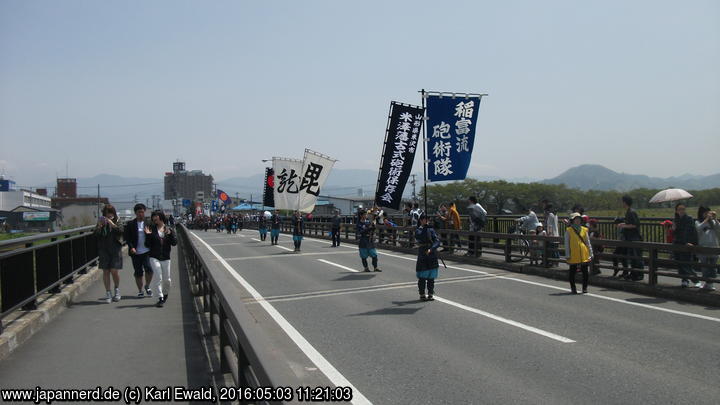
[1,0,718,186]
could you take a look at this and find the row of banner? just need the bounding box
[374,92,483,210]
[259,92,482,213]
[263,149,337,213]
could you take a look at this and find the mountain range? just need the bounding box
[40,165,720,206]
[542,165,720,191]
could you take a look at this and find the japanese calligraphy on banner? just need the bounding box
[297,149,337,213]
[425,94,483,182]
[272,157,304,211]
[374,102,424,210]
[263,167,275,208]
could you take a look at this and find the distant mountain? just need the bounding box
[542,164,720,191]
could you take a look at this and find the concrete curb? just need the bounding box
[0,266,102,362]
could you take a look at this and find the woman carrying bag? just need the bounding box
[96,204,124,303]
[144,210,177,308]
[564,212,593,294]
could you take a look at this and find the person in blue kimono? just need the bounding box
[270,210,282,245]
[357,210,381,272]
[292,211,304,252]
[415,213,441,301]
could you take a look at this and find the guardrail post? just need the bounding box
[542,238,549,267]
[648,248,658,286]
[493,220,499,244]
[219,306,231,374]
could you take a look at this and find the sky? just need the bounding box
[1,0,719,187]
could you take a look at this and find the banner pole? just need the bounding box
[421,88,428,214]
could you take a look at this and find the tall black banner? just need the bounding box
[263,167,275,207]
[374,102,424,210]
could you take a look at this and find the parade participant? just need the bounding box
[564,213,593,294]
[673,203,699,288]
[331,210,342,247]
[144,210,177,308]
[357,210,381,272]
[292,211,304,252]
[415,213,441,301]
[258,213,268,241]
[270,210,281,245]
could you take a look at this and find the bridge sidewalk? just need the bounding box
[0,249,210,393]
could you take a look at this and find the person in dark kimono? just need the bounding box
[258,214,268,241]
[357,210,381,272]
[415,213,441,301]
[292,211,304,252]
[270,210,282,245]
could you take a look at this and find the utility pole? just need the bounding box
[97,184,101,219]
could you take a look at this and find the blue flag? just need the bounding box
[426,94,482,182]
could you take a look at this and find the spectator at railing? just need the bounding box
[543,203,560,266]
[466,196,487,257]
[435,203,449,251]
[565,213,593,294]
[448,202,462,253]
[617,195,644,281]
[673,203,699,288]
[695,206,718,291]
[587,218,603,275]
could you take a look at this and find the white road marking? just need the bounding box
[190,232,372,405]
[377,251,720,323]
[317,259,359,273]
[224,251,355,261]
[276,245,295,252]
[211,242,245,246]
[434,296,576,343]
[251,238,262,242]
[226,231,720,323]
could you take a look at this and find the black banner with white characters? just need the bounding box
[263,167,274,207]
[374,102,424,210]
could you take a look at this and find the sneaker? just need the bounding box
[112,288,121,302]
[419,294,427,301]
[155,299,164,308]
[702,283,716,291]
[137,290,144,298]
[694,282,703,289]
[681,280,690,288]
[145,286,152,297]
[363,267,371,272]
[582,290,588,294]
[374,267,382,272]
[162,294,168,303]
[426,295,435,301]
[105,291,112,303]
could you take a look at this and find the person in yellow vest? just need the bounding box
[564,212,593,294]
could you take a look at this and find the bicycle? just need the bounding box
[507,220,531,262]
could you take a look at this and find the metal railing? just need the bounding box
[176,225,328,396]
[260,221,720,289]
[0,226,98,334]
[303,214,673,244]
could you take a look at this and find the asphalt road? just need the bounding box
[189,228,720,405]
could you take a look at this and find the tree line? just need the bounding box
[422,179,720,215]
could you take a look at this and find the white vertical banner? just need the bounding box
[272,157,304,211]
[297,149,337,213]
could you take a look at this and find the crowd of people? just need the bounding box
[94,203,177,308]
[93,194,719,307]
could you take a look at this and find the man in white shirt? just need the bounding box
[124,204,153,297]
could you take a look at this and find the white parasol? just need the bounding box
[264,211,272,218]
[649,188,693,203]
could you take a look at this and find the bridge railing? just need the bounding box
[266,221,720,288]
[304,214,671,244]
[176,225,326,395]
[0,226,98,334]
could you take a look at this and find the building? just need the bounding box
[163,161,213,202]
[50,178,109,228]
[0,176,56,232]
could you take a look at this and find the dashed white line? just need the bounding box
[317,259,359,273]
